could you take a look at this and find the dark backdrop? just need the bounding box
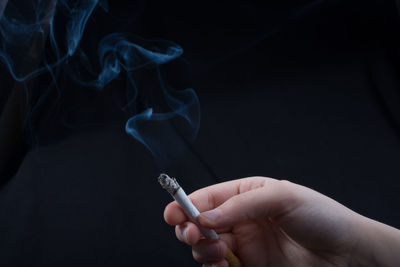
[1,0,400,266]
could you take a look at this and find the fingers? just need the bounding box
[164,176,271,226]
[175,222,237,250]
[164,203,187,226]
[190,177,270,214]
[192,235,236,267]
[192,239,228,264]
[198,179,303,229]
[202,261,228,267]
[175,222,235,266]
[175,222,202,245]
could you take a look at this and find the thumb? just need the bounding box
[198,181,301,229]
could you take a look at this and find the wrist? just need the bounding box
[348,215,377,267]
[350,215,400,267]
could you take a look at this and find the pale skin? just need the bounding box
[163,177,400,267]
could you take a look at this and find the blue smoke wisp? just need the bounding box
[0,0,201,163]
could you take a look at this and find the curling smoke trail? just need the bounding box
[0,0,200,161]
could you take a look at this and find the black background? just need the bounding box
[1,0,400,266]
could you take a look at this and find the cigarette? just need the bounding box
[158,174,241,267]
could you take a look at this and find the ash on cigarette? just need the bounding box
[158,174,180,195]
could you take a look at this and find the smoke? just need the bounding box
[0,0,200,163]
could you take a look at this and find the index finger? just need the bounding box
[164,176,272,226]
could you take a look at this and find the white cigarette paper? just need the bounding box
[174,187,219,239]
[158,174,241,267]
[158,173,218,239]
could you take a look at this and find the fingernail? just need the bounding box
[199,209,220,223]
[182,226,189,243]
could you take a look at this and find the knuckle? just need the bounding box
[277,179,302,211]
[277,179,294,194]
[192,241,225,263]
[279,179,293,187]
[215,241,226,258]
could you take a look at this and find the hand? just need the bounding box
[164,177,400,267]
